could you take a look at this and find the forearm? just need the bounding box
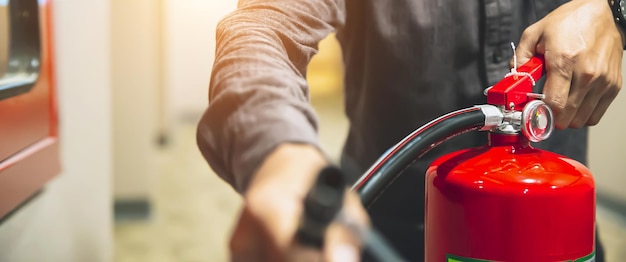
[197,0,345,193]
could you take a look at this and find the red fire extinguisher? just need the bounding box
[351,56,596,261]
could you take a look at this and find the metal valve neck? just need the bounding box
[492,108,523,135]
[488,132,531,148]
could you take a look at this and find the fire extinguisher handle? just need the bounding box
[487,55,546,110]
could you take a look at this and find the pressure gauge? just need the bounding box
[521,100,554,142]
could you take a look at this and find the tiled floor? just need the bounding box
[115,94,626,261]
[114,123,242,262]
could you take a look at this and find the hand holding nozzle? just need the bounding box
[296,166,347,248]
[296,166,406,262]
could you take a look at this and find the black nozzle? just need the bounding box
[296,166,346,248]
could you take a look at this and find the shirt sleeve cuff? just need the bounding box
[227,103,320,192]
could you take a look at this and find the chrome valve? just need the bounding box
[488,100,554,142]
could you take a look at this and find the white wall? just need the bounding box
[589,56,626,203]
[163,0,237,122]
[109,0,239,201]
[111,0,160,200]
[0,0,113,261]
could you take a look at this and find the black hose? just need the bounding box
[353,107,489,208]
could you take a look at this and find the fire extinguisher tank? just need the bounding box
[425,132,595,261]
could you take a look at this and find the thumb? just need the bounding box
[511,23,543,68]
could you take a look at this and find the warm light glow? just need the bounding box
[307,33,344,98]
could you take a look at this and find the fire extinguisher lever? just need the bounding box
[486,56,545,110]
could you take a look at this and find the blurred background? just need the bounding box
[0,0,624,261]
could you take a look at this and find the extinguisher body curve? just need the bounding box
[425,133,595,261]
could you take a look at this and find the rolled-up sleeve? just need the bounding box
[197,0,345,193]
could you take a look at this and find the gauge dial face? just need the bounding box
[522,100,554,142]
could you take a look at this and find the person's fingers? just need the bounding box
[234,193,328,262]
[587,81,621,126]
[247,191,303,251]
[324,191,368,262]
[286,244,323,262]
[566,58,604,128]
[567,45,621,128]
[570,80,604,128]
[342,191,370,227]
[232,186,307,261]
[324,222,360,262]
[240,144,328,258]
[511,22,542,68]
[230,207,270,262]
[543,50,576,129]
[587,54,623,126]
